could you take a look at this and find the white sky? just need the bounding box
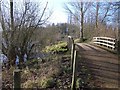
[47,0,69,24]
[1,0,69,25]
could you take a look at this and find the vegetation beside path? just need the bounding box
[2,41,98,89]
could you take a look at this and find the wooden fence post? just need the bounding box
[71,50,77,90]
[68,36,75,70]
[13,69,21,90]
[71,43,75,70]
[67,38,71,50]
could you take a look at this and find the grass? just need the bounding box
[74,39,80,43]
[43,41,68,54]
[38,77,55,88]
[74,38,90,44]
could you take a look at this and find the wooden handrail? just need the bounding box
[92,37,116,50]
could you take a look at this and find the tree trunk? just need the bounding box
[95,2,99,28]
[0,2,1,22]
[7,46,16,69]
[7,0,16,67]
[18,54,24,69]
[80,2,84,42]
[118,4,120,54]
[10,0,14,32]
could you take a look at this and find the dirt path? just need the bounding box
[76,43,120,88]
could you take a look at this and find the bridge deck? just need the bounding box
[76,43,119,88]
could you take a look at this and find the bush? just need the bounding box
[43,41,68,54]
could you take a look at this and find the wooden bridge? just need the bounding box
[69,36,119,88]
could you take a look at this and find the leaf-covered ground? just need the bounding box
[2,50,99,89]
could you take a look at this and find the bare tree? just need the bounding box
[64,1,92,42]
[95,2,100,28]
[113,1,120,54]
[1,0,52,67]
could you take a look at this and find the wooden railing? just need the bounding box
[92,37,117,50]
